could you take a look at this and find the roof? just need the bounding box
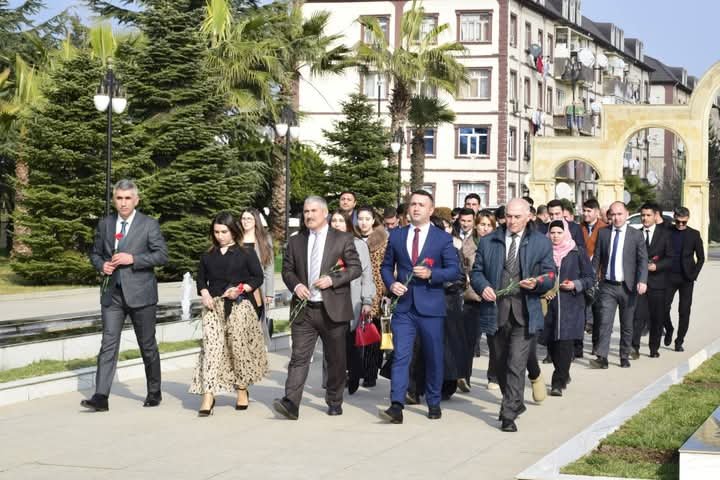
[644,55,693,93]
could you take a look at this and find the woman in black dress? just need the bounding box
[190,212,268,416]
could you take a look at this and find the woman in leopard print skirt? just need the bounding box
[190,212,268,416]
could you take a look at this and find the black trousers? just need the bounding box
[548,339,574,389]
[665,273,694,346]
[96,285,161,397]
[494,312,533,421]
[285,304,347,408]
[633,287,666,354]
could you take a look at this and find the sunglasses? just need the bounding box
[675,220,688,225]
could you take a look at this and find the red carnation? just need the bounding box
[423,258,435,267]
[651,256,659,262]
[115,233,124,241]
[337,259,345,269]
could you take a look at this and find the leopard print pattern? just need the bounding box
[369,239,388,319]
[189,298,269,394]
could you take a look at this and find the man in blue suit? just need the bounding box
[379,190,462,424]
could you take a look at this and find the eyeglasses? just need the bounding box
[675,220,688,225]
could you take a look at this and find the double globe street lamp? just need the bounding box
[390,128,405,206]
[275,107,300,243]
[93,58,127,217]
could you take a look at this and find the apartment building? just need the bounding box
[300,0,656,208]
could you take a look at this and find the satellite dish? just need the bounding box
[555,182,573,200]
[623,190,631,204]
[596,53,609,68]
[577,48,595,67]
[529,43,542,58]
[647,171,659,186]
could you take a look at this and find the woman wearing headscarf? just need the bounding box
[544,219,595,396]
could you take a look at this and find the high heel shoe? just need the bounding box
[198,394,215,417]
[236,388,249,411]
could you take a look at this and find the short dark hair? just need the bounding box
[674,206,690,217]
[464,193,481,204]
[522,196,534,206]
[411,189,434,204]
[640,202,660,214]
[536,205,547,215]
[383,206,398,219]
[560,198,574,214]
[339,191,356,200]
[495,205,506,219]
[396,204,407,216]
[583,198,600,210]
[458,208,474,218]
[451,207,462,216]
[529,205,537,215]
[547,199,563,210]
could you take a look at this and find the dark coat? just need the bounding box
[643,225,673,290]
[670,226,705,282]
[545,247,595,342]
[470,227,555,335]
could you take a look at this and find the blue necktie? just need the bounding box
[116,221,127,286]
[608,228,621,281]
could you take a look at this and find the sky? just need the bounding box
[12,0,720,77]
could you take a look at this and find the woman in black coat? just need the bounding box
[545,220,594,396]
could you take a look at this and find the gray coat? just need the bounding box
[252,235,275,300]
[90,211,168,308]
[350,238,376,330]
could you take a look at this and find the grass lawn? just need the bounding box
[0,339,200,384]
[562,353,720,479]
[0,255,81,295]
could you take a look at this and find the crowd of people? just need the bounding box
[80,179,705,433]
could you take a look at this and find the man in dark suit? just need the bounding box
[632,203,672,359]
[378,190,462,424]
[471,198,555,432]
[591,201,648,369]
[274,196,361,420]
[665,207,705,352]
[81,179,168,412]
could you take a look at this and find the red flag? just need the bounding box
[536,55,544,75]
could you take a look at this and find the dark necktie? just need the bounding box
[115,221,127,286]
[609,228,621,281]
[645,228,650,249]
[411,227,420,265]
[505,233,518,276]
[587,223,593,236]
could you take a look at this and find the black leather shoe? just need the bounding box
[664,330,674,347]
[550,387,563,397]
[143,392,162,407]
[379,402,403,424]
[620,358,631,368]
[501,419,517,432]
[427,405,442,420]
[348,378,360,395]
[273,397,299,420]
[589,356,609,369]
[362,379,376,388]
[675,344,685,352]
[80,394,108,412]
[630,349,640,360]
[650,351,660,358]
[327,405,343,416]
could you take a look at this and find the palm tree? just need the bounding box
[407,95,455,191]
[356,0,467,161]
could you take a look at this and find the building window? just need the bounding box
[509,70,518,102]
[509,127,517,159]
[408,128,437,156]
[457,127,490,156]
[556,88,565,110]
[569,0,576,23]
[548,34,554,58]
[547,86,553,113]
[508,183,517,199]
[562,0,569,18]
[523,131,530,160]
[417,15,438,43]
[460,68,491,99]
[362,72,388,99]
[422,184,435,197]
[458,12,491,43]
[362,16,390,45]
[510,14,517,47]
[456,182,489,208]
[524,77,531,107]
[537,81,543,109]
[524,22,531,50]
[416,80,438,98]
[538,28,543,50]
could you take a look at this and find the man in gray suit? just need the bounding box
[81,179,168,411]
[591,201,648,369]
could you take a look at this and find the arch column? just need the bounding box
[683,180,710,235]
[528,179,555,205]
[597,180,624,208]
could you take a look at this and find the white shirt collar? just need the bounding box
[410,222,431,234]
[644,224,656,234]
[310,223,329,236]
[506,227,524,239]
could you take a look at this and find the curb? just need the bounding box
[516,335,720,480]
[0,332,290,408]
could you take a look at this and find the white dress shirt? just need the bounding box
[115,210,137,249]
[505,228,525,260]
[406,222,431,261]
[307,224,329,302]
[607,224,627,282]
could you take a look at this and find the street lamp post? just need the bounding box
[93,58,127,217]
[275,107,300,244]
[377,77,383,117]
[390,128,405,206]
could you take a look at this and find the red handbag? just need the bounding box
[354,316,381,347]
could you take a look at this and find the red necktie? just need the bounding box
[411,227,420,265]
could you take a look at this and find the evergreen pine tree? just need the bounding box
[11,52,124,283]
[323,94,397,208]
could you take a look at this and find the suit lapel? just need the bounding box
[119,213,141,251]
[416,225,433,264]
[321,228,335,273]
[106,214,118,254]
[299,231,309,285]
[400,225,412,265]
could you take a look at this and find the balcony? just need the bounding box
[553,113,594,136]
[603,77,629,98]
[554,57,593,83]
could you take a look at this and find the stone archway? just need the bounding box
[530,60,720,246]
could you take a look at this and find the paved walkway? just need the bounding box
[1,263,719,479]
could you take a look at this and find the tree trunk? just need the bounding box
[409,127,426,192]
[12,125,31,257]
[269,143,287,244]
[388,80,411,166]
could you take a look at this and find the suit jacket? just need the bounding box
[580,219,607,259]
[90,211,168,308]
[282,227,361,323]
[381,224,462,318]
[671,226,705,281]
[643,226,673,290]
[592,226,648,292]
